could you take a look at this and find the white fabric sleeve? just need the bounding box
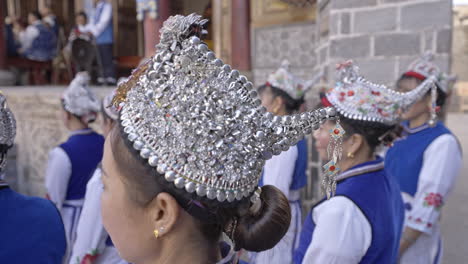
[18,25,39,50]
[303,196,372,264]
[69,169,108,264]
[406,134,462,234]
[262,146,297,199]
[91,3,112,37]
[45,147,72,211]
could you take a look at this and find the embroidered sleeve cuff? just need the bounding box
[406,215,434,234]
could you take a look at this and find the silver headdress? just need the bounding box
[0,92,16,171]
[113,14,340,204]
[266,60,323,100]
[102,89,119,121]
[403,52,457,126]
[63,72,101,123]
[326,61,438,126]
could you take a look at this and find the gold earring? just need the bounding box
[153,229,159,239]
[347,152,355,158]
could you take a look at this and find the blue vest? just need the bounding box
[0,187,66,263]
[294,159,404,264]
[94,1,114,44]
[24,23,57,61]
[60,130,104,200]
[385,122,451,196]
[259,139,308,191]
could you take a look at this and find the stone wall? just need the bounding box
[2,87,112,196]
[315,0,453,87]
[251,22,318,86]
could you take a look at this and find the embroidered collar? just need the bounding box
[402,121,432,134]
[69,128,93,136]
[336,158,384,182]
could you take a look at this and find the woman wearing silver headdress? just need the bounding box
[294,61,440,264]
[248,60,321,264]
[100,14,338,264]
[0,92,66,263]
[69,90,126,264]
[45,72,105,263]
[386,52,462,264]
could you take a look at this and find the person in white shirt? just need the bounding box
[69,89,127,264]
[385,52,462,264]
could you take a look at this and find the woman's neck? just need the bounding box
[68,120,88,132]
[339,150,374,173]
[409,112,430,128]
[146,238,220,264]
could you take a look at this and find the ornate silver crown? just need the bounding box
[327,61,437,125]
[114,14,338,204]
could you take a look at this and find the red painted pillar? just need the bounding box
[144,0,171,58]
[0,4,6,69]
[231,0,251,71]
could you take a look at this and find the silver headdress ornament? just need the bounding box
[112,14,341,204]
[102,89,119,121]
[0,92,16,171]
[63,72,101,122]
[267,60,323,100]
[403,51,457,126]
[326,61,438,126]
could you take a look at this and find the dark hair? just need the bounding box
[61,99,96,124]
[397,75,447,107]
[338,115,402,154]
[109,124,291,252]
[258,84,304,114]
[29,11,42,21]
[318,96,401,154]
[76,11,88,23]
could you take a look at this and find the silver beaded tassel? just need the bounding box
[117,14,339,204]
[428,83,438,127]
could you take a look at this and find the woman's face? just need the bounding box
[76,15,86,26]
[259,86,283,114]
[313,120,335,161]
[101,137,155,263]
[398,78,430,121]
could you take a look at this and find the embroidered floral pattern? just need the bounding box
[423,192,443,210]
[407,216,433,229]
[77,249,99,264]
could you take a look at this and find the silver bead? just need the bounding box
[213,58,223,67]
[174,177,185,188]
[140,148,151,159]
[196,185,207,197]
[190,36,201,45]
[239,75,247,83]
[198,44,208,52]
[207,188,217,199]
[148,155,159,167]
[185,181,196,193]
[133,141,144,150]
[157,164,168,174]
[165,170,176,182]
[227,192,235,202]
[128,133,138,142]
[206,52,216,61]
[217,191,226,202]
[235,191,243,200]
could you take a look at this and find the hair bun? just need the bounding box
[232,185,291,252]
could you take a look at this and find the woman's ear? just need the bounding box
[146,192,180,238]
[347,133,364,157]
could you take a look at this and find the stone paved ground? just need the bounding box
[441,113,468,263]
